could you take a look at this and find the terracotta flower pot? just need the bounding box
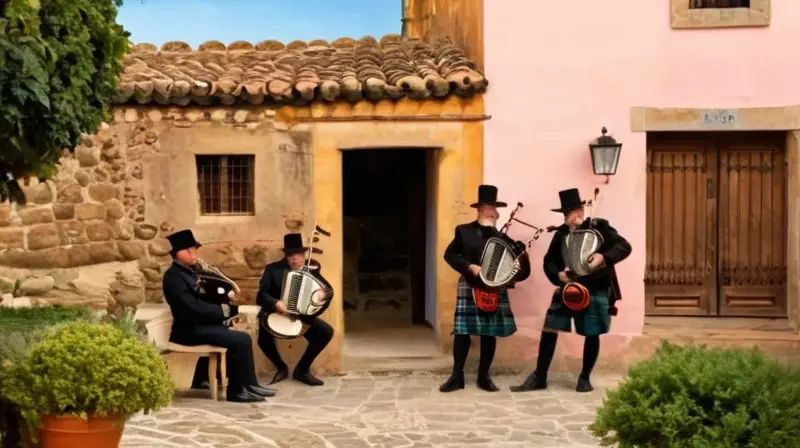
[39,414,124,448]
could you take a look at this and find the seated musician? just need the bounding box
[162,229,276,403]
[510,188,631,393]
[440,185,531,393]
[256,233,334,387]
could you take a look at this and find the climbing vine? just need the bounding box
[0,0,129,202]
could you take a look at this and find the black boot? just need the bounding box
[576,377,594,393]
[439,372,465,393]
[509,372,548,392]
[269,368,289,385]
[293,369,324,386]
[226,387,266,403]
[477,376,499,392]
[246,384,277,397]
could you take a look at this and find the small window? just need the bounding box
[196,155,255,215]
[690,0,750,8]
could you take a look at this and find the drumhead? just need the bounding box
[265,313,304,338]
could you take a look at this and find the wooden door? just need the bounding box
[645,134,718,315]
[717,133,787,317]
[645,132,788,317]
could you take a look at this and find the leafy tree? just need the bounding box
[0,0,129,203]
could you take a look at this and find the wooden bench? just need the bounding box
[144,312,229,401]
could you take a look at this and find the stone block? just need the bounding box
[0,247,69,269]
[148,238,171,257]
[74,171,91,186]
[118,240,145,261]
[134,223,158,240]
[76,203,105,220]
[110,220,134,241]
[104,198,125,220]
[17,207,55,225]
[57,183,83,204]
[63,242,120,266]
[88,242,121,263]
[88,183,120,202]
[74,146,100,167]
[52,203,75,220]
[85,220,112,242]
[22,182,53,204]
[27,223,60,250]
[19,275,55,296]
[56,221,88,245]
[0,228,24,250]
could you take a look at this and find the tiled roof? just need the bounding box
[116,34,487,106]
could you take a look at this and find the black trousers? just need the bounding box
[188,325,257,391]
[258,316,334,373]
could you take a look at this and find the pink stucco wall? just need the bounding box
[484,1,800,355]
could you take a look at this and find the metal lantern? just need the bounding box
[589,127,622,178]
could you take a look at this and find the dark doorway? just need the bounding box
[342,148,429,330]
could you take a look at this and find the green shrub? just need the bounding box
[0,305,94,369]
[2,321,174,431]
[591,342,800,448]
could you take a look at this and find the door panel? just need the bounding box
[717,134,787,317]
[645,134,718,315]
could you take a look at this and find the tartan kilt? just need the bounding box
[543,287,611,337]
[453,277,517,337]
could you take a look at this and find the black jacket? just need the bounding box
[543,218,631,302]
[162,262,225,344]
[444,220,531,288]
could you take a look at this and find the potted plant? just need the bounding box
[0,306,96,448]
[2,321,174,447]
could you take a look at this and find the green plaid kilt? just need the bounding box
[453,278,517,337]
[543,287,611,337]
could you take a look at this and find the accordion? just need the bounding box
[262,266,334,339]
[478,236,525,288]
[562,227,605,278]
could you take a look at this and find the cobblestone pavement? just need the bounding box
[122,372,620,448]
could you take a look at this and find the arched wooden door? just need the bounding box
[645,132,787,317]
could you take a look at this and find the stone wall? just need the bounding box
[0,107,315,314]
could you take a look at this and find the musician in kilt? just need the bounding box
[510,188,631,393]
[162,229,276,403]
[440,185,531,393]
[256,233,334,387]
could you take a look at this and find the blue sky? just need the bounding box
[118,0,401,47]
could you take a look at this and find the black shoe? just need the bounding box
[509,372,548,392]
[439,373,465,393]
[477,377,500,392]
[269,368,289,385]
[246,384,277,397]
[293,370,324,386]
[576,378,594,393]
[226,388,266,403]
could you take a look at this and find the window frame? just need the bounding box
[671,0,770,29]
[195,154,256,217]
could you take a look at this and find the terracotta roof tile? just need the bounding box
[116,34,487,106]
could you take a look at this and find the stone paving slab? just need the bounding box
[122,372,621,448]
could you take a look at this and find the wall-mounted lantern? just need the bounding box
[589,127,622,184]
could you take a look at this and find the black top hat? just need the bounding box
[551,188,587,213]
[470,185,508,208]
[167,229,202,254]
[282,233,308,254]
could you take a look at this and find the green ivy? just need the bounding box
[0,0,129,203]
[1,321,174,432]
[590,341,800,448]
